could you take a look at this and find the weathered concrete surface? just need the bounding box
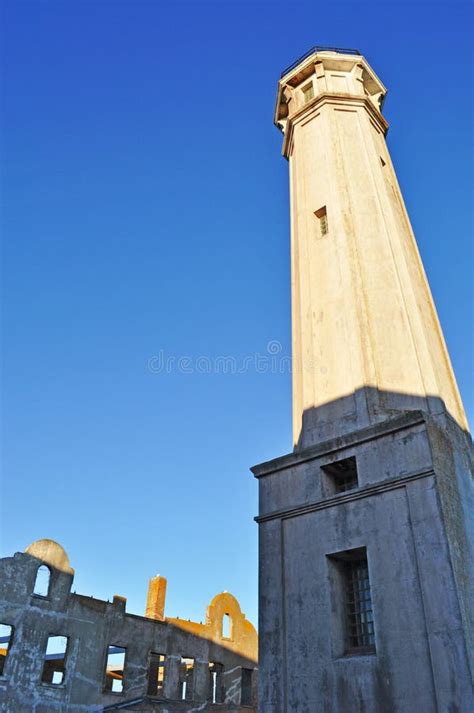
[0,542,257,712]
[254,410,473,713]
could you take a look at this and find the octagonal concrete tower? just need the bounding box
[273,49,468,449]
[253,48,473,713]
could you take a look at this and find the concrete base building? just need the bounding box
[253,47,473,712]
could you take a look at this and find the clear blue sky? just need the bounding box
[2,0,473,628]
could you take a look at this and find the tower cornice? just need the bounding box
[274,51,388,157]
[280,92,389,158]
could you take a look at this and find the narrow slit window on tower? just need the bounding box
[302,82,314,103]
[208,662,224,703]
[314,206,328,237]
[104,645,126,693]
[0,624,13,676]
[41,635,68,686]
[222,612,232,639]
[322,456,358,494]
[179,656,194,701]
[33,565,51,597]
[147,652,166,696]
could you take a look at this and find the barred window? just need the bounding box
[320,213,328,235]
[344,553,375,653]
[314,206,329,238]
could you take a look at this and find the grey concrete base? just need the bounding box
[253,410,474,713]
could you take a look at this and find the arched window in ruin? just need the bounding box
[33,565,51,597]
[222,612,232,640]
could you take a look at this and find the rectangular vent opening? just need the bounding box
[314,206,328,237]
[322,456,358,493]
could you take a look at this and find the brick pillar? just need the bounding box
[145,575,167,621]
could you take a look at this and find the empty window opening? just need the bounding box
[104,645,126,694]
[0,624,13,676]
[322,456,358,494]
[302,82,314,103]
[344,550,375,653]
[34,565,51,597]
[208,662,224,703]
[147,652,166,696]
[179,657,194,701]
[380,156,386,166]
[222,613,232,639]
[241,668,253,706]
[41,635,68,686]
[314,206,328,237]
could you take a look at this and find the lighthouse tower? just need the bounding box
[253,48,473,713]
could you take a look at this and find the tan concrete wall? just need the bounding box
[275,51,468,448]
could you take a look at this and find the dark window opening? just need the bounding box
[380,156,386,166]
[104,645,126,693]
[0,624,13,676]
[147,652,166,696]
[34,565,51,597]
[322,456,358,493]
[41,635,68,685]
[241,668,253,706]
[208,662,224,703]
[179,657,194,701]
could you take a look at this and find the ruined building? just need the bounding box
[252,48,473,711]
[0,539,257,711]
